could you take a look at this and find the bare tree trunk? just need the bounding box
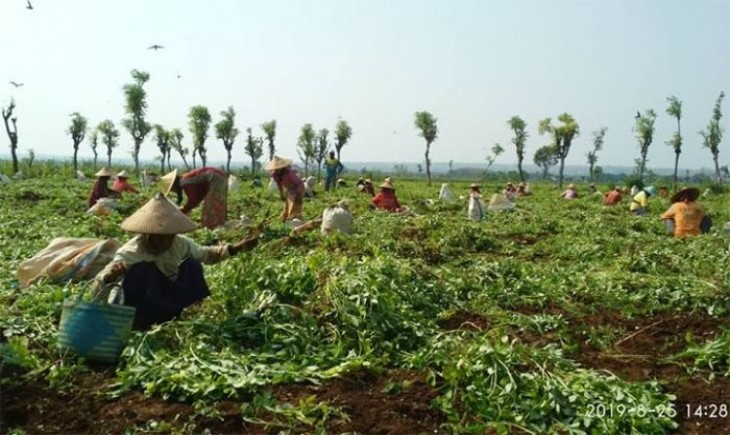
[425,143,432,186]
[558,158,565,189]
[251,156,256,177]
[588,163,594,182]
[542,167,548,180]
[192,150,197,169]
[316,161,322,182]
[336,147,342,181]
[639,155,646,184]
[517,157,524,182]
[73,146,79,177]
[713,153,722,184]
[93,154,98,171]
[107,149,112,167]
[133,141,141,175]
[160,154,165,173]
[166,150,171,171]
[268,140,275,161]
[672,151,680,192]
[226,150,231,173]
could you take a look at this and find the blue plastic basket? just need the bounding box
[58,295,136,363]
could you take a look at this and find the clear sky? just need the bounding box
[1,0,728,172]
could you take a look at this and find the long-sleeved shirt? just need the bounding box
[630,191,649,212]
[113,178,139,194]
[603,190,622,206]
[372,190,401,212]
[180,167,227,214]
[661,202,706,237]
[88,178,112,208]
[94,235,230,285]
[271,167,304,196]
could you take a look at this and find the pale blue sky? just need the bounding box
[1,0,728,171]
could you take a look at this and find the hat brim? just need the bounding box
[265,158,293,171]
[670,187,700,204]
[121,194,196,234]
[159,170,178,196]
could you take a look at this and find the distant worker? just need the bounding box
[336,178,347,188]
[560,183,579,200]
[160,167,229,229]
[661,187,712,237]
[603,186,623,206]
[503,182,517,201]
[630,185,656,216]
[467,183,485,221]
[516,182,531,197]
[371,180,414,215]
[113,170,139,194]
[324,151,344,191]
[267,156,305,222]
[439,183,454,202]
[87,167,118,208]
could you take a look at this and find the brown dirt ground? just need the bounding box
[1,368,444,435]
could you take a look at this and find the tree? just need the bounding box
[507,116,528,182]
[634,109,657,183]
[414,111,438,185]
[96,120,120,167]
[243,127,263,177]
[539,113,580,188]
[121,69,152,175]
[261,120,277,161]
[665,96,683,191]
[2,99,19,174]
[417,163,423,175]
[586,127,607,182]
[314,128,329,182]
[333,119,352,178]
[88,129,99,170]
[700,91,725,184]
[533,145,559,180]
[153,125,170,173]
[169,128,189,170]
[215,106,239,173]
[486,143,505,172]
[297,123,316,176]
[67,112,88,177]
[188,105,212,167]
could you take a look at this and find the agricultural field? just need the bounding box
[1,171,729,434]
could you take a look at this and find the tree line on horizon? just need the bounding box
[1,69,726,189]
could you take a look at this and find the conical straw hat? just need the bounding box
[121,193,196,234]
[117,170,129,178]
[670,187,700,204]
[380,181,394,189]
[159,170,177,196]
[487,194,515,211]
[265,156,292,171]
[95,167,112,177]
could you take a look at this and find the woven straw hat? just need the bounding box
[117,170,129,178]
[121,193,196,234]
[470,183,480,189]
[488,194,515,211]
[95,167,112,177]
[380,181,395,189]
[265,156,292,171]
[384,177,394,183]
[159,170,178,196]
[670,187,700,204]
[568,183,576,189]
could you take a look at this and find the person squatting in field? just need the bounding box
[324,151,344,192]
[93,194,261,330]
[603,186,623,206]
[112,170,139,195]
[630,185,656,216]
[661,187,712,238]
[87,167,119,208]
[560,183,578,200]
[357,177,375,196]
[371,180,412,215]
[267,156,305,222]
[160,167,229,229]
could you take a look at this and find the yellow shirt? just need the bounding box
[661,202,705,237]
[630,191,649,212]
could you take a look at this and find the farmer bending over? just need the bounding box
[93,194,261,330]
[630,186,656,216]
[267,156,305,222]
[661,187,712,237]
[112,170,139,195]
[87,167,118,208]
[160,167,229,229]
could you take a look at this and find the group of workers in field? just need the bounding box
[80,154,719,332]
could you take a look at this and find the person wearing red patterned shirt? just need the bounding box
[266,156,305,222]
[160,167,228,229]
[87,167,118,208]
[112,170,139,194]
[371,181,404,212]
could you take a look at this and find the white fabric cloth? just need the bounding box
[95,235,230,283]
[468,193,485,221]
[439,184,454,202]
[321,205,354,234]
[304,176,317,198]
[228,175,239,191]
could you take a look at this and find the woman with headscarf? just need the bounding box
[112,170,139,194]
[87,167,118,208]
[160,167,229,229]
[661,187,712,237]
[266,156,305,222]
[93,194,261,330]
[467,183,485,221]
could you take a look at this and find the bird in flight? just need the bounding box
[177,72,182,79]
[26,0,33,10]
[148,44,164,50]
[635,111,641,119]
[9,81,24,88]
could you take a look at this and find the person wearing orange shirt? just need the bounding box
[112,170,139,194]
[661,187,712,237]
[603,186,622,206]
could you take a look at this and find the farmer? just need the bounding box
[439,183,454,202]
[87,167,118,208]
[503,182,517,201]
[516,182,531,197]
[560,183,578,200]
[267,156,305,222]
[93,194,261,330]
[336,178,347,188]
[371,180,407,213]
[324,151,344,191]
[112,170,139,194]
[630,185,656,216]
[603,186,623,206]
[661,187,712,237]
[290,199,354,236]
[160,167,229,229]
[467,183,485,221]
